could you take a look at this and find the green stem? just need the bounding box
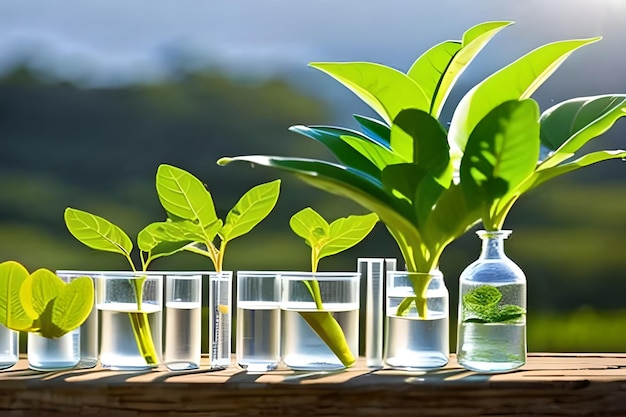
[299,311,356,367]
[128,273,159,367]
[128,311,160,367]
[299,269,354,367]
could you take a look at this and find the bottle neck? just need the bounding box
[477,230,512,260]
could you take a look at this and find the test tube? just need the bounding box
[209,271,233,369]
[358,258,385,368]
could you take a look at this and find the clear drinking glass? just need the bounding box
[236,271,281,371]
[56,270,99,368]
[96,272,163,370]
[164,273,202,371]
[0,324,18,370]
[456,230,527,373]
[208,271,233,369]
[281,272,360,371]
[384,270,449,370]
[27,273,80,371]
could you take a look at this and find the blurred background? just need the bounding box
[1,0,625,353]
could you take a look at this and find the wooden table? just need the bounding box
[0,354,625,416]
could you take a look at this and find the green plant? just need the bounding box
[218,21,626,318]
[0,261,93,338]
[64,164,280,366]
[462,285,525,324]
[154,164,281,272]
[289,207,378,367]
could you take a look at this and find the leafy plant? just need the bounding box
[218,21,626,317]
[65,164,280,366]
[462,285,525,324]
[0,261,93,338]
[461,95,626,231]
[289,207,378,367]
[155,164,281,272]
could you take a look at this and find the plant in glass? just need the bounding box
[218,21,626,367]
[0,261,93,370]
[283,207,377,369]
[64,164,281,368]
[456,94,626,371]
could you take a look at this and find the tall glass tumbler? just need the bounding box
[96,272,163,370]
[164,273,202,371]
[209,271,233,368]
[236,271,281,371]
[56,270,99,368]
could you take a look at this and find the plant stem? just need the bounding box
[128,311,159,367]
[128,273,159,367]
[299,311,356,367]
[299,268,354,367]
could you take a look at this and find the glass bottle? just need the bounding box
[456,230,526,372]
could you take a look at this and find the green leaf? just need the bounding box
[381,163,424,203]
[64,207,133,257]
[156,164,218,226]
[408,41,461,114]
[449,37,600,153]
[338,134,403,171]
[383,110,451,227]
[290,208,377,270]
[353,114,391,149]
[42,276,94,338]
[0,261,32,331]
[494,304,526,323]
[391,109,451,181]
[460,100,540,225]
[539,95,626,168]
[529,150,626,190]
[320,212,378,259]
[220,179,281,242]
[309,62,429,125]
[218,156,418,245]
[289,125,383,178]
[137,222,194,260]
[463,285,502,309]
[425,182,481,248]
[289,207,329,249]
[20,269,66,321]
[408,21,512,117]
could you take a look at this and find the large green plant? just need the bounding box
[219,21,626,317]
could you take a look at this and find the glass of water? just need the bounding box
[236,271,281,371]
[164,273,202,371]
[56,270,99,369]
[28,273,81,371]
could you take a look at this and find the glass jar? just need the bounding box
[96,272,163,370]
[27,273,81,371]
[281,272,360,371]
[456,230,527,372]
[384,270,449,370]
[0,324,18,370]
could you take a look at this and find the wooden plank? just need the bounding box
[0,354,625,416]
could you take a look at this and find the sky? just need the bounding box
[0,0,625,91]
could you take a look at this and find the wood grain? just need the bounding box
[0,354,625,416]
